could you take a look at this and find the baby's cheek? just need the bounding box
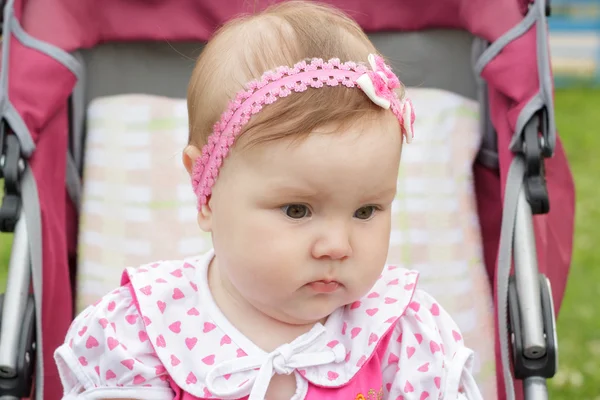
[231,262,287,295]
[355,260,386,293]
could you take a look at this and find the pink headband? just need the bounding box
[191,54,415,207]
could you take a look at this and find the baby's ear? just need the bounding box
[183,145,213,232]
[197,203,213,232]
[182,145,202,176]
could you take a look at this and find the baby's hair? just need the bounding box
[187,1,404,149]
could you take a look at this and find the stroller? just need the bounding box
[0,0,575,399]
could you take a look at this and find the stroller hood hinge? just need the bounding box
[521,110,551,215]
[0,119,24,233]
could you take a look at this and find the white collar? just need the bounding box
[124,250,418,399]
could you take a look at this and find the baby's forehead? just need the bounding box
[237,111,400,152]
[229,118,402,187]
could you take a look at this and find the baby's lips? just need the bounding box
[308,280,340,293]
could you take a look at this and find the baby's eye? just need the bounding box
[354,205,378,220]
[282,204,311,219]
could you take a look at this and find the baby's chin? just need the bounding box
[256,288,361,326]
[277,300,349,326]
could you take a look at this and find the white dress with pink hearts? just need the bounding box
[54,250,483,399]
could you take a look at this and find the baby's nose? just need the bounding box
[311,224,352,261]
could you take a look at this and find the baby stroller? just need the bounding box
[0,0,575,399]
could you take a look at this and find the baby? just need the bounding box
[54,2,483,399]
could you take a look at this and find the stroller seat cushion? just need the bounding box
[76,88,497,397]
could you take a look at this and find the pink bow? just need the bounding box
[356,54,414,143]
[366,54,401,102]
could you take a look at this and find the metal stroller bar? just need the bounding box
[507,113,558,400]
[0,215,32,400]
[0,214,30,377]
[514,187,546,360]
[0,124,36,398]
[512,188,552,400]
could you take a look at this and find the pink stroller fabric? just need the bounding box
[4,0,574,399]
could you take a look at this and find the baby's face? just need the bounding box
[206,113,402,325]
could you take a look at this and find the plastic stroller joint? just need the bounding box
[0,0,5,34]
[522,110,551,215]
[0,294,36,397]
[508,274,558,381]
[527,0,551,17]
[0,120,24,233]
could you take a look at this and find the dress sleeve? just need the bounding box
[381,289,484,400]
[53,285,174,400]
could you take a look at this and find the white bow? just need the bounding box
[205,324,346,400]
[355,54,393,109]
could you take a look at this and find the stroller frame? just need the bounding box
[0,0,571,399]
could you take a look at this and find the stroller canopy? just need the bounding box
[23,0,532,49]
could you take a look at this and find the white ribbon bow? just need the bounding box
[355,54,397,110]
[205,324,346,400]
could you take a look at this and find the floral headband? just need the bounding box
[191,54,415,207]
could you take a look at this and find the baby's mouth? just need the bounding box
[307,280,340,293]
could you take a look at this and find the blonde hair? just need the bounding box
[187,1,402,148]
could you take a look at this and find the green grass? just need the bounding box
[547,87,600,399]
[0,88,597,398]
[0,233,12,284]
